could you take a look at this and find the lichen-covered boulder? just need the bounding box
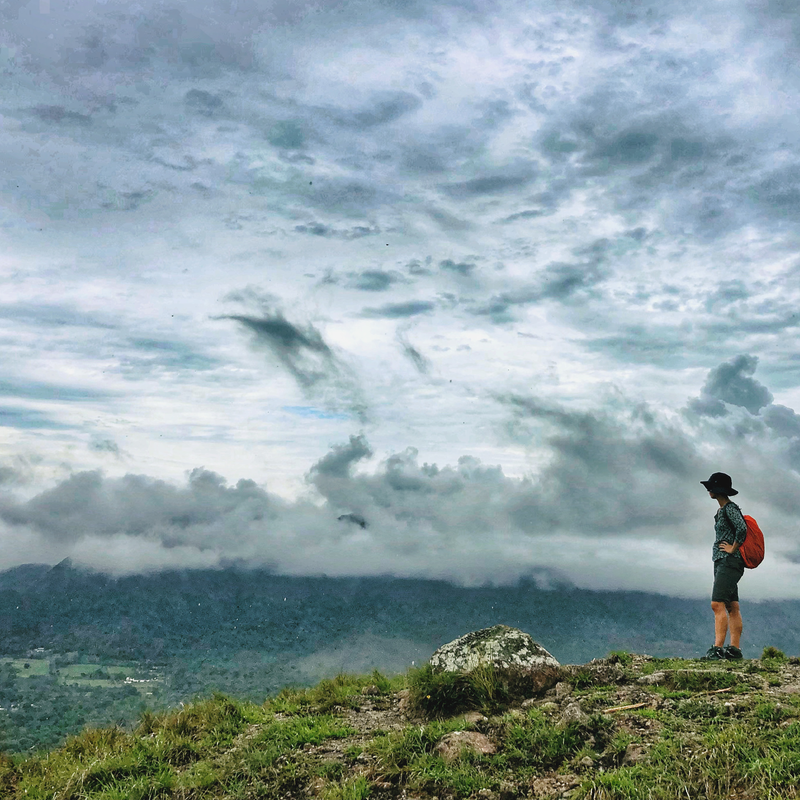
[429,624,561,698]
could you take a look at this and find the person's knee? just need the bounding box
[711,601,726,613]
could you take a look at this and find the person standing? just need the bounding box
[700,472,747,660]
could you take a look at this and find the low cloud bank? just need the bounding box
[2,356,800,599]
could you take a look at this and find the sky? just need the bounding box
[1,0,800,599]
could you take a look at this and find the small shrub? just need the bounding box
[371,669,393,694]
[572,669,595,689]
[607,651,633,666]
[762,646,787,661]
[407,663,510,719]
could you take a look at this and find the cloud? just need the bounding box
[692,355,774,416]
[470,241,612,321]
[0,379,112,402]
[0,407,71,430]
[113,338,220,377]
[220,293,368,421]
[359,300,436,319]
[0,303,117,329]
[348,270,402,292]
[89,437,126,458]
[396,331,431,374]
[439,259,476,277]
[293,222,380,239]
[3,379,800,597]
[323,91,422,129]
[439,165,537,199]
[763,404,800,439]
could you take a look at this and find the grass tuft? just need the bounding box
[406,662,512,719]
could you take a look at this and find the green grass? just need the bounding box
[2,655,800,800]
[405,662,514,719]
[57,664,136,680]
[0,659,49,677]
[265,668,405,715]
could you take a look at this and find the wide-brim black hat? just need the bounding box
[701,472,738,496]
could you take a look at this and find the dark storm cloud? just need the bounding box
[359,300,436,319]
[220,297,367,420]
[696,355,774,415]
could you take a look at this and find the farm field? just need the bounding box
[0,659,49,677]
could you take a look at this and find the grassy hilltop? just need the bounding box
[1,648,799,800]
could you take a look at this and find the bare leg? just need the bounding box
[711,601,729,647]
[727,601,742,648]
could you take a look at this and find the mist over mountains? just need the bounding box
[2,561,799,674]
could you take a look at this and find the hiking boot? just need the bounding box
[724,645,743,660]
[700,646,726,661]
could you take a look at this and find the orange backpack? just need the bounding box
[739,515,765,569]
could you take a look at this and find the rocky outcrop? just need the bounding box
[428,624,562,699]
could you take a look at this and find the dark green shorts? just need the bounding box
[712,555,744,603]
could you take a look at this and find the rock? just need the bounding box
[578,755,595,768]
[530,774,580,798]
[555,681,572,700]
[429,625,561,699]
[560,701,588,726]
[563,662,627,686]
[461,711,489,725]
[434,730,497,763]
[361,684,380,695]
[521,698,538,709]
[637,671,667,685]
[622,743,647,765]
[540,701,559,712]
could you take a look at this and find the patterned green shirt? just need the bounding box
[713,501,747,562]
